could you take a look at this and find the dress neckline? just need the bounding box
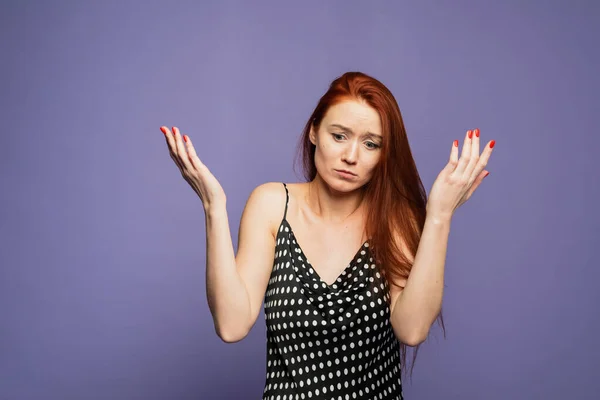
[280,218,369,288]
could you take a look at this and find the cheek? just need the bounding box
[314,143,329,167]
[317,142,336,159]
[362,155,381,173]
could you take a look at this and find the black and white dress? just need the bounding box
[262,183,404,400]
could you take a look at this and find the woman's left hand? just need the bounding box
[426,128,496,221]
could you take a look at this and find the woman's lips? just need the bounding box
[335,169,356,178]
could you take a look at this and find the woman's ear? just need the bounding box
[309,126,317,145]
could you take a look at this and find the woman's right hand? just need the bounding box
[161,126,226,211]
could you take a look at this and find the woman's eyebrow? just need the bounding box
[329,124,382,140]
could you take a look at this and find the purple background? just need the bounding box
[1,1,599,399]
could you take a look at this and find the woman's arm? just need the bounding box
[389,215,450,346]
[161,127,279,343]
[389,129,493,345]
[205,183,280,343]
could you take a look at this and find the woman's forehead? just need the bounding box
[322,101,382,135]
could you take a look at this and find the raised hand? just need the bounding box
[426,128,495,221]
[161,126,226,211]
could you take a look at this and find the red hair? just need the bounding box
[293,71,446,379]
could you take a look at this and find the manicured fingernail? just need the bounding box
[453,140,458,147]
[160,127,167,135]
[183,135,188,143]
[468,130,473,139]
[475,129,480,138]
[490,140,496,148]
[172,127,177,135]
[484,171,490,178]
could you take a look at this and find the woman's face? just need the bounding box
[310,100,383,191]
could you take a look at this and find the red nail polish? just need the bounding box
[468,130,473,139]
[172,127,176,135]
[183,135,188,143]
[453,140,458,147]
[490,140,496,148]
[160,127,167,135]
[484,171,490,178]
[475,129,480,138]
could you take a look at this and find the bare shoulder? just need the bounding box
[278,182,309,206]
[245,181,288,238]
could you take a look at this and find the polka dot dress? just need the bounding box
[262,183,404,400]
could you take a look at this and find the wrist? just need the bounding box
[425,212,452,226]
[204,201,227,217]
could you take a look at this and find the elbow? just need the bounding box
[392,306,440,347]
[215,323,251,343]
[210,306,254,343]
[218,332,246,343]
[401,331,427,347]
[216,328,248,343]
[394,324,429,347]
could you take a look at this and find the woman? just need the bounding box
[160,71,495,399]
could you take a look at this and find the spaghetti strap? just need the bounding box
[282,182,289,220]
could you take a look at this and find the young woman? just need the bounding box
[160,71,495,399]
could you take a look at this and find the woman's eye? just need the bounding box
[332,134,379,149]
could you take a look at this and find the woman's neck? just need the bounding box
[305,176,366,224]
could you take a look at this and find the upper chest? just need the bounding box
[281,222,369,287]
[281,186,368,286]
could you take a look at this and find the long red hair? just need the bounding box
[293,71,446,379]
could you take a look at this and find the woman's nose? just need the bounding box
[342,142,359,163]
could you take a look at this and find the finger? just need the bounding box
[450,139,459,165]
[442,139,460,174]
[172,126,194,171]
[182,134,205,171]
[161,126,184,171]
[162,126,177,152]
[465,127,481,178]
[161,125,174,149]
[452,130,472,176]
[474,139,496,178]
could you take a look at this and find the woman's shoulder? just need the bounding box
[249,181,307,203]
[244,181,306,235]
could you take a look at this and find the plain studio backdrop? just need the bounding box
[1,1,598,399]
